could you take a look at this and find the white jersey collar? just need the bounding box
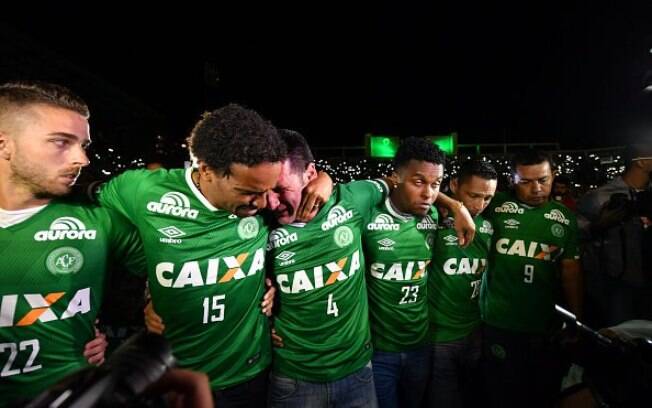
[185,167,221,212]
[384,196,414,222]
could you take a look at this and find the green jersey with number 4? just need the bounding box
[269,180,386,382]
[480,191,579,334]
[0,200,144,407]
[363,198,437,352]
[98,168,271,389]
[429,214,492,342]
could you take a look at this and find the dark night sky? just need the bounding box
[3,3,652,151]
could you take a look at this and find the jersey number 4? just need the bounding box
[327,294,339,317]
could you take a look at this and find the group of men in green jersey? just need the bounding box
[260,133,580,408]
[1,79,582,408]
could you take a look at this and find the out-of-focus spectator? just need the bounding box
[577,142,652,327]
[553,175,577,212]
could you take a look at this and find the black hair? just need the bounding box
[393,137,446,169]
[510,149,554,173]
[456,159,498,184]
[188,104,286,174]
[279,129,314,175]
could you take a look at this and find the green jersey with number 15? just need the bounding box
[98,168,271,389]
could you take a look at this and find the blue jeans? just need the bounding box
[427,329,482,408]
[269,362,377,408]
[371,346,431,408]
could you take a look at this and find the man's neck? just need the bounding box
[0,179,51,210]
[388,191,411,216]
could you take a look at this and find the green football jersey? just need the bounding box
[363,198,438,352]
[269,180,386,382]
[480,191,579,334]
[429,214,492,343]
[98,168,271,389]
[0,200,144,407]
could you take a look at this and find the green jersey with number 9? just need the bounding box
[480,191,579,334]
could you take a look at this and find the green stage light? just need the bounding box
[367,135,400,158]
[427,132,458,155]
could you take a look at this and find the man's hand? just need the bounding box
[147,368,213,408]
[296,171,332,222]
[452,203,475,247]
[262,278,276,316]
[144,301,165,335]
[83,322,108,366]
[435,193,476,247]
[271,327,285,348]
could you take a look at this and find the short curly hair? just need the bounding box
[0,80,89,120]
[393,137,446,169]
[457,159,498,184]
[188,104,286,174]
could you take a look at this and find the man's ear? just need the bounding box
[303,162,318,184]
[0,131,13,160]
[388,171,400,188]
[450,177,459,195]
[508,173,516,189]
[198,162,217,182]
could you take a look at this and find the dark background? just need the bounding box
[2,3,652,165]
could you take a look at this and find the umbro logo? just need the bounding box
[504,219,520,229]
[158,226,185,244]
[443,234,458,246]
[34,217,97,241]
[276,250,296,266]
[378,238,395,251]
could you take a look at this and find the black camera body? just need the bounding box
[24,331,175,408]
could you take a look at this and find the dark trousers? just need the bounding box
[213,368,269,408]
[482,325,565,408]
[427,328,482,408]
